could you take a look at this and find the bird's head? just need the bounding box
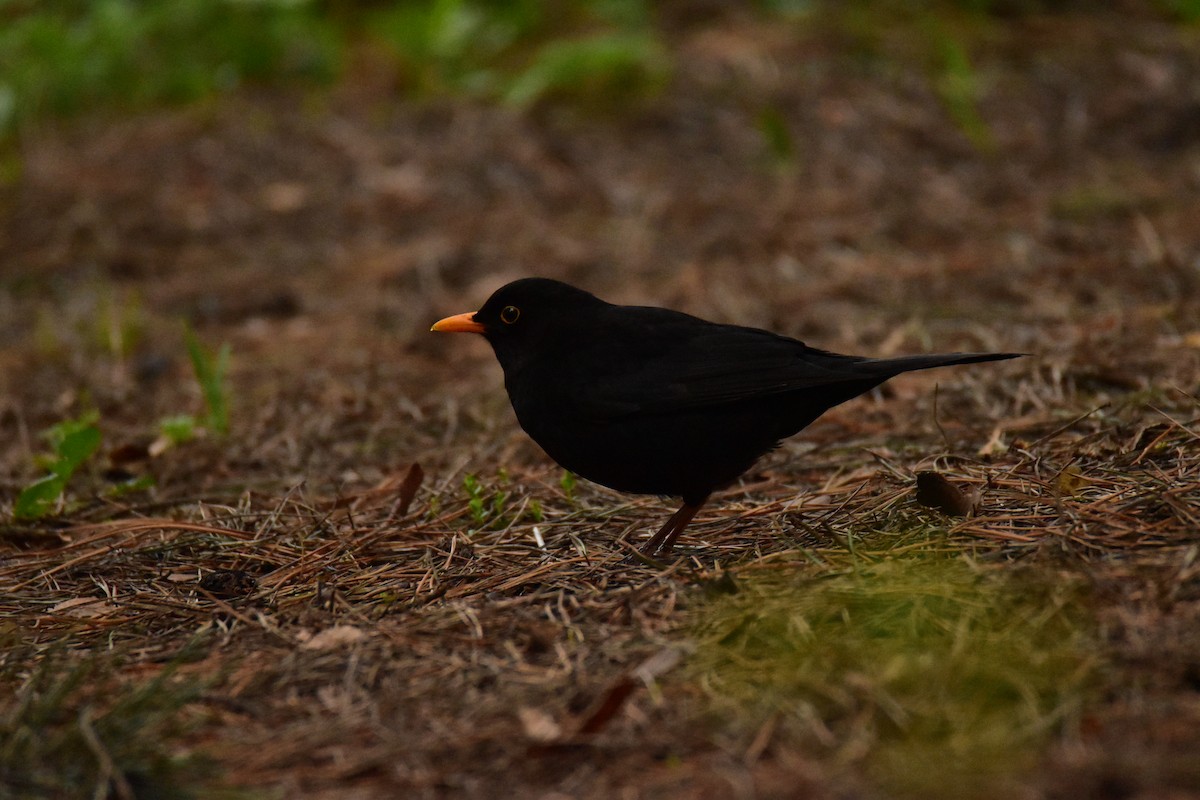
[431,278,606,370]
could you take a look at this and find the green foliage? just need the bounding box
[928,25,994,151]
[757,105,796,167]
[370,0,667,107]
[559,470,577,503]
[11,316,230,520]
[0,643,223,798]
[0,0,340,139]
[1157,0,1200,21]
[96,288,145,361]
[821,0,1083,15]
[461,471,550,529]
[463,473,510,529]
[758,0,817,16]
[504,32,667,107]
[14,412,102,520]
[0,0,671,139]
[691,557,1098,798]
[3,0,1193,145]
[368,0,543,96]
[158,414,200,447]
[105,474,157,499]
[182,323,231,437]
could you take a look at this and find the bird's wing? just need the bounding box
[562,306,1017,420]
[575,314,879,419]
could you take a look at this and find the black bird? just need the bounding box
[432,278,1019,555]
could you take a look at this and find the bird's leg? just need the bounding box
[641,498,707,556]
[641,505,688,555]
[655,501,703,554]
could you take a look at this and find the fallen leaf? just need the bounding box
[518,707,563,742]
[49,597,102,613]
[394,462,424,517]
[1056,465,1092,496]
[336,462,425,514]
[915,471,980,517]
[300,625,367,650]
[577,678,637,736]
[47,597,113,619]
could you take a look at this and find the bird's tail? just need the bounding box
[866,352,1024,377]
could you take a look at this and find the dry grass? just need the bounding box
[3,385,1197,796]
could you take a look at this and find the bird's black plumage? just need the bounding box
[433,278,1020,554]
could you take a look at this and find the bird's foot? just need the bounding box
[619,540,672,569]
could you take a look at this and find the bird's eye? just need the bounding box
[500,305,521,324]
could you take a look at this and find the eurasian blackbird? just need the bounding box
[432,278,1019,555]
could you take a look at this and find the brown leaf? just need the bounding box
[394,462,424,517]
[334,462,425,514]
[47,597,113,619]
[915,471,980,517]
[1056,465,1092,497]
[576,678,637,736]
[298,625,367,650]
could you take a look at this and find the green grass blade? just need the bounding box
[182,323,230,436]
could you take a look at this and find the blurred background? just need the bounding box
[3,0,1199,479]
[4,1,1199,477]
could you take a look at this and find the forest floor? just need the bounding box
[3,7,1200,799]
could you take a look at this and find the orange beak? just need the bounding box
[430,312,485,334]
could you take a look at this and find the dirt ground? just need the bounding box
[3,7,1200,799]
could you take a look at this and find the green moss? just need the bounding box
[688,556,1099,798]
